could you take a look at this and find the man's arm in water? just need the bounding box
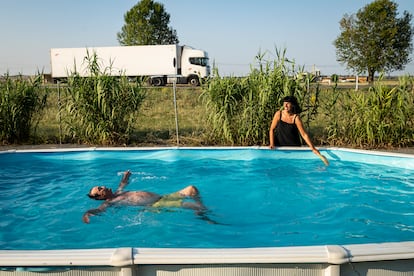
[82,201,110,224]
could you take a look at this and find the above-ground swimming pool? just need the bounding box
[1,147,414,276]
[1,147,413,250]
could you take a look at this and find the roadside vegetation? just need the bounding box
[0,74,48,144]
[62,53,146,145]
[200,50,414,148]
[200,49,320,146]
[2,0,413,149]
[321,74,414,147]
[1,52,413,149]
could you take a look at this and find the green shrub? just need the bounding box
[0,74,47,143]
[322,74,414,147]
[201,48,320,146]
[62,53,146,145]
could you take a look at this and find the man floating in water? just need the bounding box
[83,170,208,224]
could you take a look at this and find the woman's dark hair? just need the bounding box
[282,96,302,114]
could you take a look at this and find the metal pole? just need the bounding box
[306,77,310,130]
[57,81,62,145]
[172,79,179,146]
[355,75,359,91]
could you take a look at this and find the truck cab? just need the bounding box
[179,46,210,86]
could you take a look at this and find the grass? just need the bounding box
[20,77,414,149]
[134,86,208,145]
[35,85,348,146]
[37,85,207,146]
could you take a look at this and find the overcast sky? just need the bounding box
[1,0,413,76]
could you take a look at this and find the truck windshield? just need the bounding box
[189,57,209,67]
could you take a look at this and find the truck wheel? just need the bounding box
[151,77,164,86]
[188,76,200,86]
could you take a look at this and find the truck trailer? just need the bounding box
[50,44,210,86]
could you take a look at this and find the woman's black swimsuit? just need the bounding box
[274,112,302,146]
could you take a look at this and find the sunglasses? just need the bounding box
[87,186,107,199]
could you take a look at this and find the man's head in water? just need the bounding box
[87,186,113,200]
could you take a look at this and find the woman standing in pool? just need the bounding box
[269,96,328,165]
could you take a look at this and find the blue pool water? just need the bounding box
[0,148,413,250]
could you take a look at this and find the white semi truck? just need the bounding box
[50,44,210,86]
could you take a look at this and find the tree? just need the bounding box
[117,0,179,46]
[334,0,413,81]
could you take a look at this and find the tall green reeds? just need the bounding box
[201,48,320,146]
[62,52,146,145]
[0,74,47,143]
[322,74,414,147]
